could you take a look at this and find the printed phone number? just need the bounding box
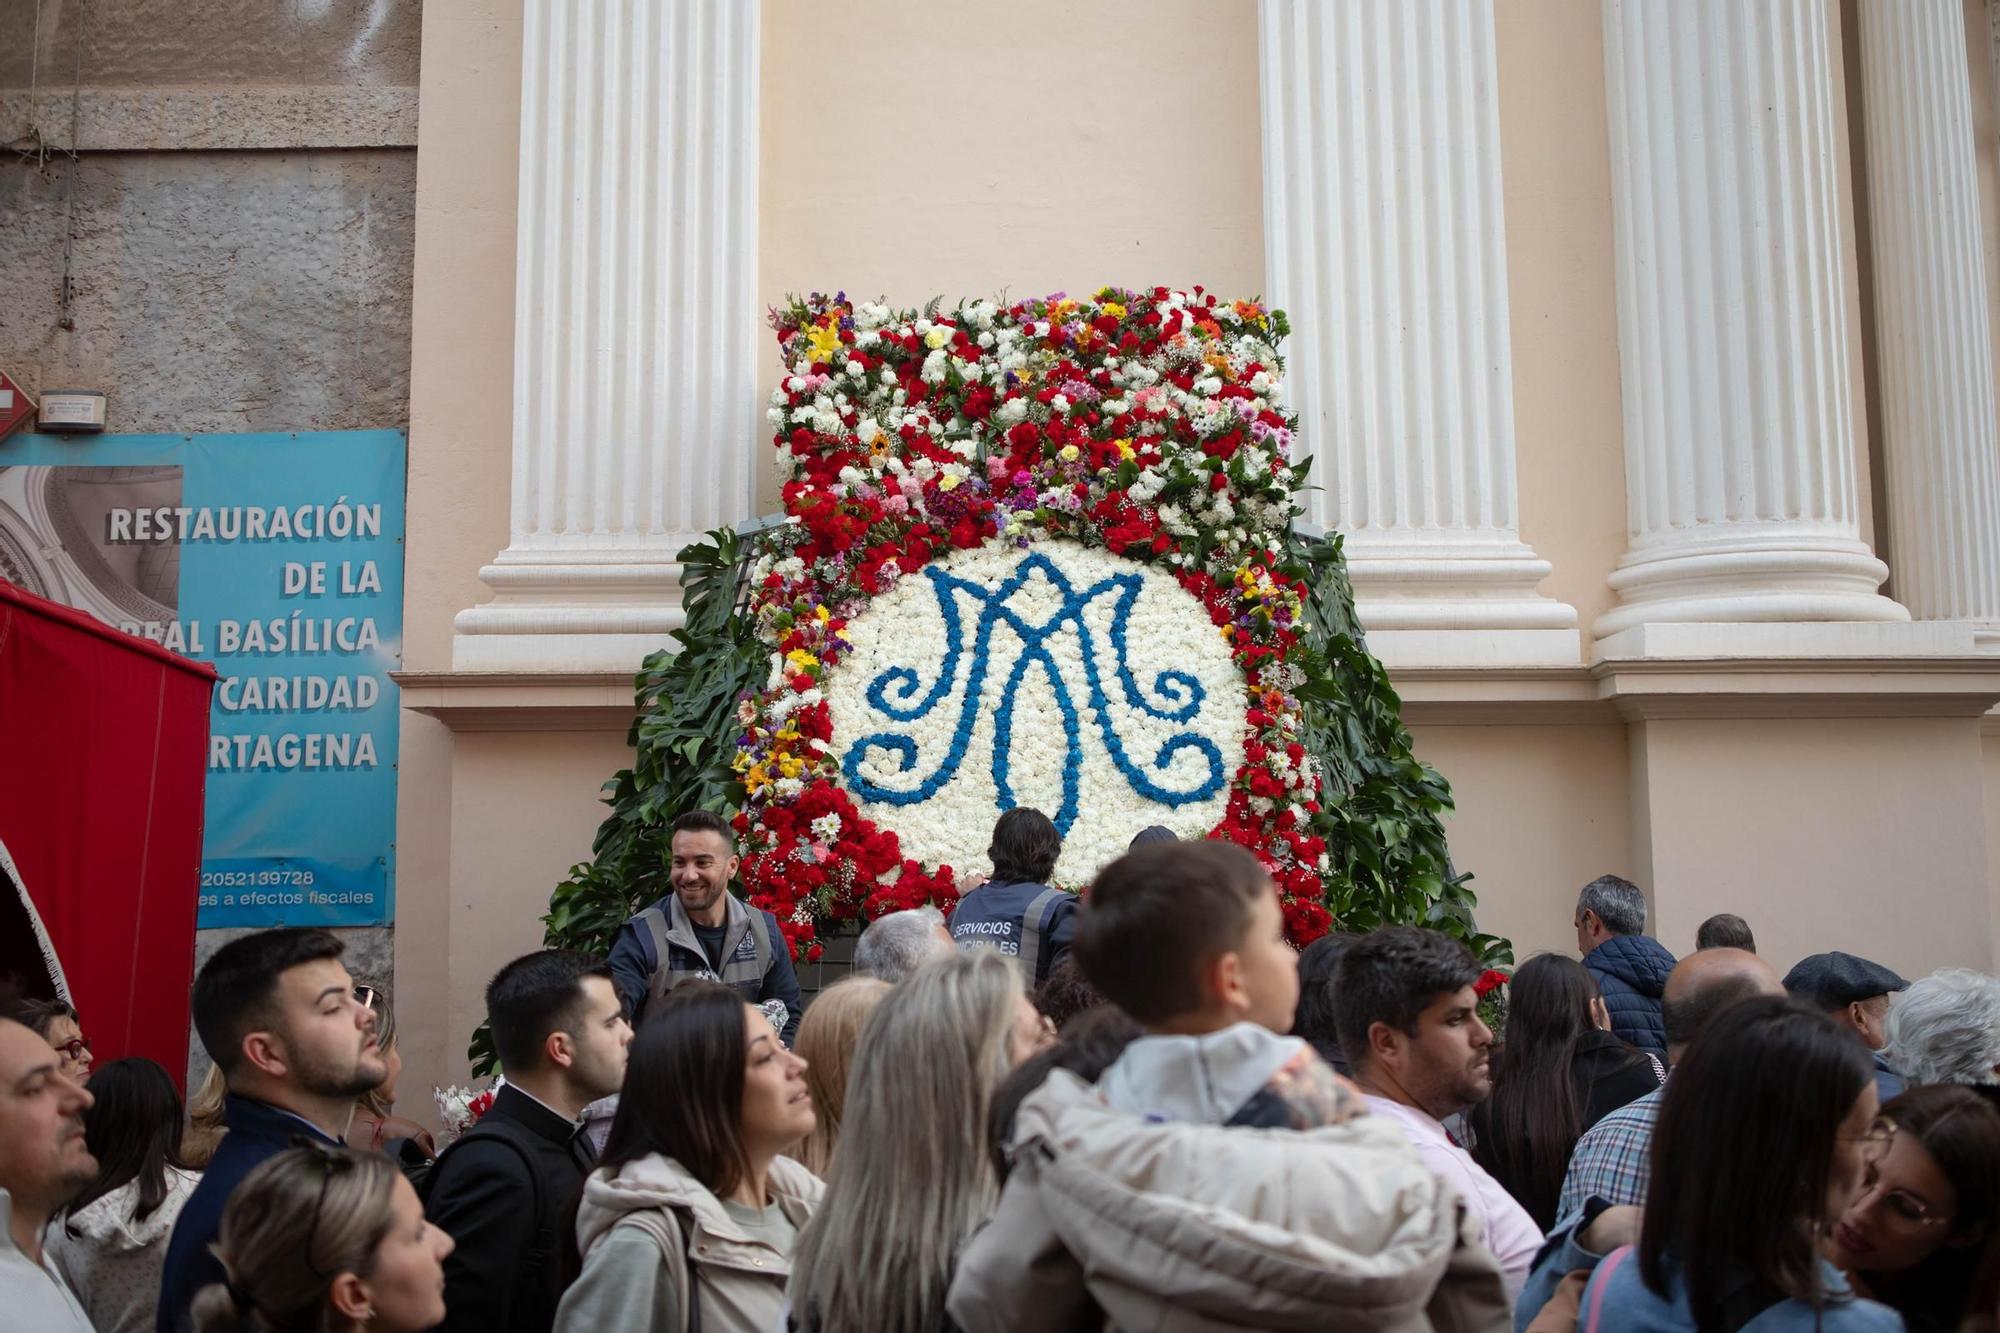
[200,870,317,888]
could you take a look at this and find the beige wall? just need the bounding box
[1492,0,1627,637]
[1409,723,1633,962]
[1634,715,1994,978]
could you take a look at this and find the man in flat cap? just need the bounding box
[1783,951,1909,1101]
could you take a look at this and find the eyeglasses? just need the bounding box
[1845,1116,1897,1167]
[1853,1170,1951,1229]
[52,1036,90,1061]
[291,1137,358,1279]
[352,984,381,1010]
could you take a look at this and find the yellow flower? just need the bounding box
[1115,438,1135,460]
[924,326,951,350]
[1101,301,1127,320]
[785,648,818,673]
[814,604,831,623]
[805,322,843,364]
[939,473,962,492]
[1058,444,1081,463]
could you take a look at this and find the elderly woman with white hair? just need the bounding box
[851,905,955,984]
[1886,968,2000,1089]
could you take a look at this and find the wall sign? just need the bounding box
[0,431,405,927]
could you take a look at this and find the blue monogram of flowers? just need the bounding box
[840,552,1227,835]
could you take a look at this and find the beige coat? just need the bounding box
[556,1152,824,1333]
[945,1072,1512,1333]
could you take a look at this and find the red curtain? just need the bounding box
[0,580,216,1089]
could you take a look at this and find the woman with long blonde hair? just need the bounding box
[787,950,1051,1332]
[790,975,891,1178]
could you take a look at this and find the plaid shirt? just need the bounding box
[1556,1083,1663,1223]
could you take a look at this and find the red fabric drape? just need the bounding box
[0,580,216,1089]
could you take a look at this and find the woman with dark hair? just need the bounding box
[555,980,821,1333]
[1518,996,1900,1332]
[45,1058,200,1333]
[1825,1084,2000,1333]
[1466,953,1659,1228]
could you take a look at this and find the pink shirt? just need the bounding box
[1363,1095,1543,1298]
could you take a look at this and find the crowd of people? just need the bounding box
[2,807,1999,1331]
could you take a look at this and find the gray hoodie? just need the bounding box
[46,1169,199,1333]
[1099,1022,1356,1129]
[555,1152,823,1333]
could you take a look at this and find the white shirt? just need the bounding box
[0,1190,94,1333]
[1363,1095,1543,1298]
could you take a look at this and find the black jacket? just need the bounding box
[424,1084,596,1333]
[157,1095,343,1333]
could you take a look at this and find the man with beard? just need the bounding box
[607,809,802,1042]
[157,928,387,1332]
[0,989,96,1330]
[1335,926,1543,1297]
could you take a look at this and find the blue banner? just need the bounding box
[0,431,405,927]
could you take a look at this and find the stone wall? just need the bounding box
[0,0,420,1083]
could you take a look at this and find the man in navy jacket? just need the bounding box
[1574,874,1677,1060]
[949,807,1078,987]
[158,929,386,1332]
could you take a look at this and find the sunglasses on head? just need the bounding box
[353,984,381,1010]
[291,1137,360,1279]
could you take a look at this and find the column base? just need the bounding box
[1595,530,1908,640]
[1593,619,1975,662]
[1343,534,1581,667]
[451,549,690,672]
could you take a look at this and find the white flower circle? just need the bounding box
[825,539,1246,883]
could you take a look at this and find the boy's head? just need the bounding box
[1075,841,1297,1033]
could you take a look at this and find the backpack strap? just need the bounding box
[424,1118,549,1273]
[748,908,771,982]
[672,1208,702,1333]
[637,906,676,1010]
[1017,887,1067,984]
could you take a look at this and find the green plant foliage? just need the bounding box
[1280,522,1512,967]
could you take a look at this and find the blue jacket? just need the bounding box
[607,891,803,1044]
[157,1094,343,1333]
[1583,934,1676,1060]
[1519,1227,1901,1333]
[948,878,1077,986]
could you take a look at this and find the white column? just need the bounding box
[1259,0,1578,667]
[1858,0,2000,648]
[453,0,761,672]
[1594,0,1907,647]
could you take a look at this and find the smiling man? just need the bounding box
[1334,926,1543,1297]
[607,809,803,1043]
[157,928,386,1333]
[0,990,96,1330]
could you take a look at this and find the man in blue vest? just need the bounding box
[949,807,1077,986]
[1574,874,1677,1060]
[607,809,803,1043]
[158,929,386,1332]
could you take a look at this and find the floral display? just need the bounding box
[434,1081,496,1144]
[733,287,1338,961]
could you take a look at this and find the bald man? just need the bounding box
[1554,948,1784,1222]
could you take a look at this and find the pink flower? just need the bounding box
[883,494,910,517]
